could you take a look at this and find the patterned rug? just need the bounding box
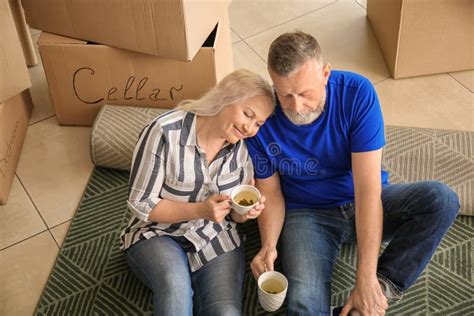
[35,126,473,315]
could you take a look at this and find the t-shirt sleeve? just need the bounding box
[245,136,275,179]
[350,78,385,152]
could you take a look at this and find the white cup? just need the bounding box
[257,271,288,312]
[230,185,261,215]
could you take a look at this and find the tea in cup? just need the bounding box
[257,271,288,312]
[230,185,261,215]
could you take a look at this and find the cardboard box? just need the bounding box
[0,90,34,204]
[367,0,473,79]
[9,0,39,67]
[21,0,230,61]
[0,0,31,102]
[38,17,233,126]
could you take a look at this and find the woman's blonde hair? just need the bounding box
[176,69,275,116]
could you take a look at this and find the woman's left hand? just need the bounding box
[230,195,266,223]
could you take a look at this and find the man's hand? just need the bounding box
[341,276,388,316]
[250,246,278,279]
[346,149,386,315]
[250,173,284,279]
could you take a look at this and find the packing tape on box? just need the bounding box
[90,105,169,171]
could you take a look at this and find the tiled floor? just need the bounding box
[1,1,473,315]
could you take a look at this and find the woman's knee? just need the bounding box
[157,272,192,293]
[151,274,193,315]
[125,238,193,307]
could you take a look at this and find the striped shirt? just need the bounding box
[120,110,254,272]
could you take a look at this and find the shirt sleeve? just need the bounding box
[245,136,275,179]
[241,154,255,185]
[350,78,385,153]
[127,121,166,222]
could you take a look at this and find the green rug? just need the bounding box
[36,126,473,315]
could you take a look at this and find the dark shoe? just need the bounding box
[331,306,343,316]
[331,306,361,316]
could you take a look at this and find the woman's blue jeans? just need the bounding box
[125,236,245,316]
[280,181,460,315]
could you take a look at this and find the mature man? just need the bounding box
[246,31,459,315]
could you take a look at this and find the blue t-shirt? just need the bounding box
[246,70,389,210]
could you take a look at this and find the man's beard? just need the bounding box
[283,94,326,125]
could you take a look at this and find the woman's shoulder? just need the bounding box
[144,110,193,133]
[138,110,188,141]
[142,110,196,143]
[152,109,187,126]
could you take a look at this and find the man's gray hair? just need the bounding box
[268,31,323,76]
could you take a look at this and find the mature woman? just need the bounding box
[120,69,275,315]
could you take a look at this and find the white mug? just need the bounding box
[230,184,261,215]
[257,271,288,312]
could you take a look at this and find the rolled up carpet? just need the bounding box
[90,106,473,216]
[90,105,169,170]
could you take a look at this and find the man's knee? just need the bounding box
[286,273,331,314]
[424,181,460,220]
[197,300,241,316]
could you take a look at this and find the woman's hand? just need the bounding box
[231,195,266,223]
[200,194,232,224]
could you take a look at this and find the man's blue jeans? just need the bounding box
[280,181,460,315]
[125,236,245,316]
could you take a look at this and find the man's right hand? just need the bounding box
[251,246,278,279]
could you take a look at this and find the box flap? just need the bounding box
[38,32,87,45]
[0,0,31,102]
[367,0,403,78]
[213,15,234,82]
[182,0,231,61]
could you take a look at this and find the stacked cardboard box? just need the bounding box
[21,0,234,126]
[0,0,34,204]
